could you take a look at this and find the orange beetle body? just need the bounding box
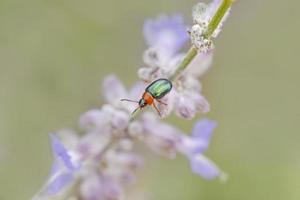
[142,92,154,105]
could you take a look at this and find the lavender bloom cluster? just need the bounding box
[140,13,212,119]
[33,1,233,200]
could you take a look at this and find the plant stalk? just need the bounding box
[170,0,234,80]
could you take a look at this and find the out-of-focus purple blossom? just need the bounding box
[140,68,210,119]
[178,119,222,180]
[137,116,222,180]
[102,75,128,108]
[101,176,124,200]
[190,154,222,179]
[79,109,110,131]
[105,151,143,171]
[140,113,183,159]
[192,119,217,145]
[139,56,211,120]
[186,51,214,77]
[179,119,217,156]
[111,110,130,132]
[56,129,80,150]
[172,77,210,119]
[139,47,186,82]
[47,133,80,194]
[33,0,233,196]
[102,151,142,187]
[80,175,124,200]
[78,131,111,160]
[80,175,102,200]
[143,15,189,57]
[190,92,210,113]
[140,15,189,82]
[175,94,197,119]
[138,13,213,120]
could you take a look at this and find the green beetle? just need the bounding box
[121,78,172,116]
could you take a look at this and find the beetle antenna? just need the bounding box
[120,99,139,103]
[131,107,140,116]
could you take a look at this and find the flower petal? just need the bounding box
[190,93,210,114]
[47,172,73,194]
[190,154,221,180]
[80,175,102,200]
[143,15,188,56]
[49,133,77,171]
[178,136,208,156]
[111,110,130,131]
[191,119,217,151]
[79,109,110,131]
[175,95,197,119]
[142,115,182,158]
[192,119,217,139]
[186,51,214,78]
[102,75,127,103]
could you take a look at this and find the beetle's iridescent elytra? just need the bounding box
[121,78,172,116]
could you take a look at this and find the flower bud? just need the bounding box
[111,111,130,131]
[175,95,197,119]
[80,175,102,200]
[190,93,210,113]
[102,75,127,105]
[128,121,144,138]
[79,109,109,131]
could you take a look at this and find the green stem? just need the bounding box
[170,47,198,81]
[170,0,234,80]
[203,0,234,38]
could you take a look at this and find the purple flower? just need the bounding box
[81,175,124,200]
[172,77,210,119]
[31,0,235,198]
[47,133,80,194]
[190,154,221,180]
[80,175,103,200]
[141,113,183,159]
[79,109,110,131]
[179,119,222,179]
[143,15,189,56]
[186,50,214,77]
[179,119,217,156]
[102,75,127,106]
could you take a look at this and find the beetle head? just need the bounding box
[138,98,147,108]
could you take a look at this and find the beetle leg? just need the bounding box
[152,102,162,117]
[156,99,167,106]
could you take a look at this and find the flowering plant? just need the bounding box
[32,0,235,199]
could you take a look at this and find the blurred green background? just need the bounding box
[0,0,299,199]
